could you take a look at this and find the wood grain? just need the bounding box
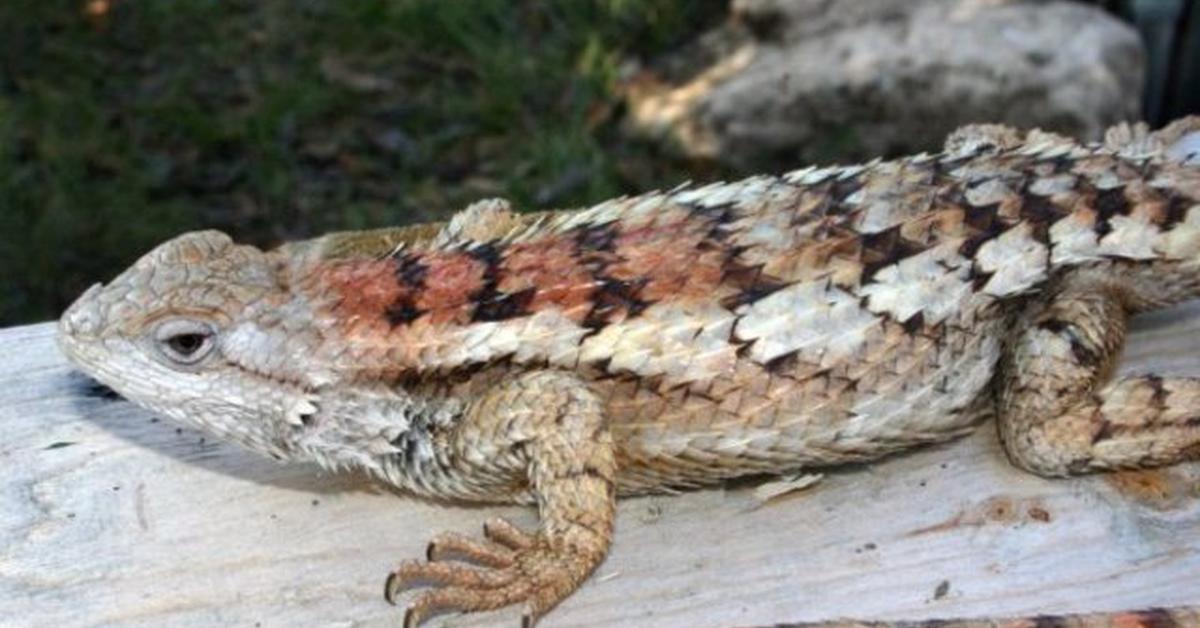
[2,307,1198,628]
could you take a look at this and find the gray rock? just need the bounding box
[624,0,1146,171]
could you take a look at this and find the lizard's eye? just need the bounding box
[168,333,207,355]
[153,319,216,365]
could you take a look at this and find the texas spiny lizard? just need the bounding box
[59,119,1200,626]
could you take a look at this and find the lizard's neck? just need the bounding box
[288,383,535,504]
[289,385,464,484]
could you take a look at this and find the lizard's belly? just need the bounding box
[606,306,1008,493]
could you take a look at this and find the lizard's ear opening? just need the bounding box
[152,318,218,367]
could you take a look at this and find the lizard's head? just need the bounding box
[58,230,316,459]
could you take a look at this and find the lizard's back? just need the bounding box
[290,123,1200,492]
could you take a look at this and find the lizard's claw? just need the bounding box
[385,517,591,627]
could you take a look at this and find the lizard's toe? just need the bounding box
[483,516,537,549]
[386,559,514,601]
[426,531,515,567]
[386,520,600,626]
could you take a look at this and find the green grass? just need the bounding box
[0,0,726,324]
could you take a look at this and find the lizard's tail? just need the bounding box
[780,606,1199,627]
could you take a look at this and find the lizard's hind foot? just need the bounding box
[386,518,598,627]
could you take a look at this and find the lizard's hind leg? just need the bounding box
[997,282,1200,476]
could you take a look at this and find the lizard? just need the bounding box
[57,117,1200,627]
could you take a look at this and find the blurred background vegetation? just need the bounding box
[0,0,728,324]
[0,0,1195,325]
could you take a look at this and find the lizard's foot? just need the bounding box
[386,517,596,627]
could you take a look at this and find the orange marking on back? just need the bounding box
[314,214,739,333]
[500,237,597,322]
[415,253,487,325]
[609,220,725,302]
[318,259,404,320]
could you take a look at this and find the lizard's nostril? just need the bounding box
[60,283,104,338]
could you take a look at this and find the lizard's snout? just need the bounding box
[59,282,104,339]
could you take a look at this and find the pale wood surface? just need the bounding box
[2,307,1199,628]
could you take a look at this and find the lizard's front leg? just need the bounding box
[386,370,617,627]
